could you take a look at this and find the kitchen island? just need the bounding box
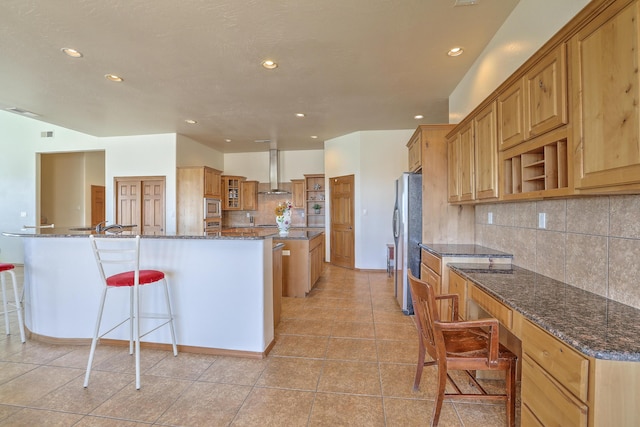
[2,227,321,357]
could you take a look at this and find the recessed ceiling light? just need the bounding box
[184,119,197,124]
[414,115,424,120]
[225,139,232,143]
[261,60,278,70]
[448,47,464,57]
[61,48,83,58]
[310,135,318,139]
[296,113,305,118]
[104,74,124,82]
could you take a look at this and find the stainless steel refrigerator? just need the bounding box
[392,172,422,315]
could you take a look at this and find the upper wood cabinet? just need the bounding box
[241,180,258,211]
[222,175,245,210]
[498,78,526,151]
[447,106,498,202]
[203,167,222,199]
[474,101,499,200]
[407,129,422,172]
[447,123,475,202]
[570,0,640,192]
[525,43,568,139]
[291,179,305,208]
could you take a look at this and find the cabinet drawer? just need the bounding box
[421,249,441,275]
[522,354,588,427]
[468,285,512,329]
[521,402,544,427]
[522,319,589,401]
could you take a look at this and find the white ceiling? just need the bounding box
[0,0,519,153]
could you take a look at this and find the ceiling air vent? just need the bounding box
[5,107,40,117]
[454,0,479,6]
[41,131,54,138]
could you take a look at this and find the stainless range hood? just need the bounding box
[259,148,290,194]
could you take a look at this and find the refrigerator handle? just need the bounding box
[392,207,399,240]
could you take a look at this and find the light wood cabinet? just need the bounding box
[448,270,468,320]
[407,129,422,172]
[203,167,222,199]
[447,105,497,202]
[276,233,325,297]
[525,43,568,139]
[291,179,305,208]
[447,123,475,202]
[570,0,640,192]
[304,174,325,228]
[474,101,499,200]
[222,175,245,210]
[177,166,222,235]
[521,319,589,426]
[498,78,526,151]
[241,180,258,211]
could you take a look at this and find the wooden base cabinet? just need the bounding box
[276,233,324,298]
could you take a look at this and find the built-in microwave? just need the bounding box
[204,198,221,219]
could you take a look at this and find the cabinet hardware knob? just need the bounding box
[539,80,543,88]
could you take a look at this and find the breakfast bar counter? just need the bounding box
[2,229,291,357]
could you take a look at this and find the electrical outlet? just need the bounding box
[246,212,250,218]
[538,212,546,229]
[487,212,493,224]
[20,212,27,217]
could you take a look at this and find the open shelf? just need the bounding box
[502,134,568,198]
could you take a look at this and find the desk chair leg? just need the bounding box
[84,287,108,388]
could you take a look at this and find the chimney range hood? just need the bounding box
[259,149,290,194]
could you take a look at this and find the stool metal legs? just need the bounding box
[0,269,26,343]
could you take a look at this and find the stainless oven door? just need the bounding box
[204,198,221,218]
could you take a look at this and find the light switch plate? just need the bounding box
[538,213,546,229]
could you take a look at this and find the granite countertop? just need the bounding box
[2,227,323,241]
[420,243,513,258]
[449,263,640,362]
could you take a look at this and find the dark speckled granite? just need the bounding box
[420,243,513,258]
[449,263,640,362]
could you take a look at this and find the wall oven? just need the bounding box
[204,198,222,235]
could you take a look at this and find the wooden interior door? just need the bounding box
[90,185,106,227]
[116,177,165,235]
[330,175,355,269]
[142,179,165,235]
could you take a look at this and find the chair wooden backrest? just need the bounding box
[408,270,516,427]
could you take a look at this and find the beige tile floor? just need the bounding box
[0,264,517,426]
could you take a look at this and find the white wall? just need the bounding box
[325,129,413,269]
[224,150,324,182]
[449,0,590,122]
[176,134,224,170]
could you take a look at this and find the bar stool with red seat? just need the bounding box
[0,263,26,343]
[83,235,178,390]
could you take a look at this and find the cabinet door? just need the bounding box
[525,43,567,139]
[407,129,422,172]
[448,271,467,320]
[498,78,526,151]
[447,136,461,202]
[459,123,475,201]
[203,167,221,199]
[571,0,640,190]
[241,180,258,211]
[474,101,499,200]
[222,176,243,210]
[291,179,305,208]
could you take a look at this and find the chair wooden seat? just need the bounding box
[408,271,517,427]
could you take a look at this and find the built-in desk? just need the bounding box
[449,263,640,427]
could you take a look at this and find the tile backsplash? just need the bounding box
[475,195,640,309]
[222,182,307,228]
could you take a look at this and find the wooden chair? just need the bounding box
[408,271,516,427]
